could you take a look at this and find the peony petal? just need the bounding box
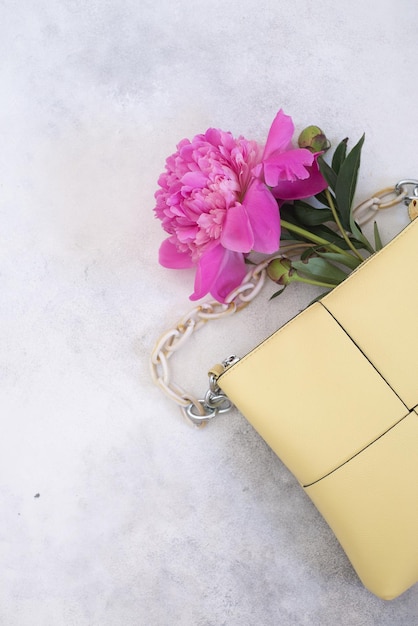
[271,158,328,200]
[190,244,225,301]
[221,203,254,253]
[243,180,281,254]
[263,109,294,159]
[263,148,314,186]
[210,249,247,302]
[204,128,222,146]
[159,237,194,269]
[190,245,247,302]
[181,171,207,187]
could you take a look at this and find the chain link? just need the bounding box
[150,262,268,423]
[353,180,418,225]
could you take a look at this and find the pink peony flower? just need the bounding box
[154,109,327,302]
[256,109,327,201]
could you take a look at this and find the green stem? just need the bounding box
[325,189,364,262]
[291,274,338,289]
[280,219,357,262]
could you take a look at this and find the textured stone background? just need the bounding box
[1,1,417,624]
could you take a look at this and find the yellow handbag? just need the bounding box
[213,217,418,600]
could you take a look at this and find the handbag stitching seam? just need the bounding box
[318,302,410,410]
[303,410,412,488]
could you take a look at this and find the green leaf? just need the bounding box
[331,138,348,174]
[335,134,365,230]
[315,189,334,207]
[292,258,349,285]
[301,247,315,261]
[279,205,310,242]
[374,221,383,251]
[315,250,362,270]
[293,201,334,226]
[270,286,287,300]
[280,217,367,253]
[317,156,337,191]
[308,224,366,250]
[280,203,301,225]
[280,232,296,241]
[349,212,374,254]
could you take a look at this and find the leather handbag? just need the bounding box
[213,217,418,600]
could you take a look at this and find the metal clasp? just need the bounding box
[182,356,239,426]
[395,179,418,206]
[183,397,233,426]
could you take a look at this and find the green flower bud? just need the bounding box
[266,258,293,285]
[298,125,330,153]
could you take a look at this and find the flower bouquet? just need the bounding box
[154,109,382,304]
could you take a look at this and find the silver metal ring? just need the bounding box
[183,401,217,424]
[395,179,418,191]
[395,179,418,205]
[183,397,233,425]
[204,390,228,408]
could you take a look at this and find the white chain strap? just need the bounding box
[353,180,418,225]
[150,260,269,424]
[151,181,418,425]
